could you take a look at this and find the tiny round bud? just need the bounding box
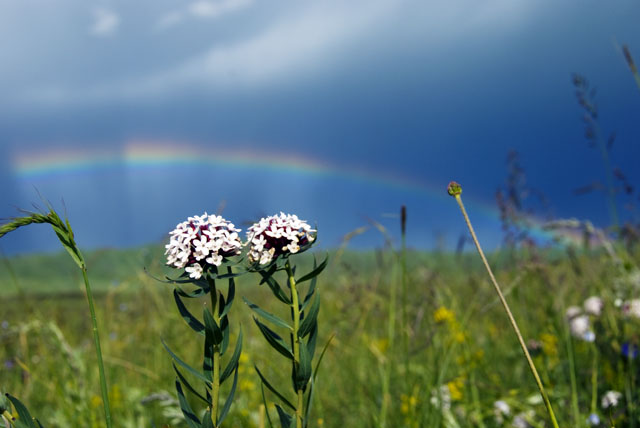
[447,181,462,197]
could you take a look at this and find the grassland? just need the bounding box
[2,240,639,427]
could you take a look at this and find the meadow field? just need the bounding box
[2,220,640,428]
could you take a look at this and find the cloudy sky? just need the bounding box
[0,0,639,254]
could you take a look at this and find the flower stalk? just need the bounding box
[286,261,304,428]
[447,181,560,428]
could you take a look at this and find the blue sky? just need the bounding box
[1,0,639,254]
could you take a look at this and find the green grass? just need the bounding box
[1,244,639,427]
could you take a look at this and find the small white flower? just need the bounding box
[512,412,532,428]
[622,299,640,319]
[493,400,510,423]
[569,315,591,339]
[494,400,510,416]
[247,212,316,265]
[185,264,203,279]
[584,296,603,316]
[430,385,451,411]
[601,390,622,409]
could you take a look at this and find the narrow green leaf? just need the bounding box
[203,316,214,382]
[172,363,209,405]
[259,271,292,304]
[217,364,238,426]
[175,381,201,428]
[219,271,235,318]
[201,410,215,428]
[298,294,320,339]
[255,365,296,411]
[253,317,294,360]
[295,254,328,284]
[275,404,293,428]
[221,329,243,384]
[6,394,38,428]
[203,307,223,346]
[306,323,318,361]
[295,338,312,391]
[244,297,292,331]
[304,334,335,425]
[162,339,211,386]
[260,383,275,428]
[301,272,317,312]
[313,333,335,382]
[173,289,205,335]
[220,315,230,356]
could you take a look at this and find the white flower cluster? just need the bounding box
[165,213,242,279]
[247,212,316,265]
[566,306,595,342]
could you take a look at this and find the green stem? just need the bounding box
[590,344,598,415]
[380,254,397,428]
[565,330,580,426]
[452,193,560,428]
[211,289,221,426]
[287,262,304,428]
[81,267,112,428]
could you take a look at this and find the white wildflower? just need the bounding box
[165,213,242,276]
[601,390,622,409]
[584,296,603,316]
[247,212,316,265]
[569,314,592,340]
[493,400,510,424]
[512,411,533,428]
[622,299,640,319]
[430,385,451,411]
[185,263,203,279]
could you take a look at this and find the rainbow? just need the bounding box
[11,140,581,245]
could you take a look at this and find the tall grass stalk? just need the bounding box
[0,207,112,428]
[447,181,560,428]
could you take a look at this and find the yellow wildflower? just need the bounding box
[434,306,455,323]
[447,377,464,401]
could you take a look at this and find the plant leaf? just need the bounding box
[217,364,238,426]
[253,317,293,360]
[6,394,39,428]
[244,297,292,331]
[259,270,292,304]
[275,404,293,428]
[296,337,312,391]
[203,307,223,346]
[175,380,201,428]
[254,365,296,411]
[296,254,328,284]
[173,363,209,405]
[221,329,243,384]
[201,410,215,428]
[261,383,274,428]
[162,339,211,386]
[173,289,205,335]
[219,271,235,318]
[298,294,320,339]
